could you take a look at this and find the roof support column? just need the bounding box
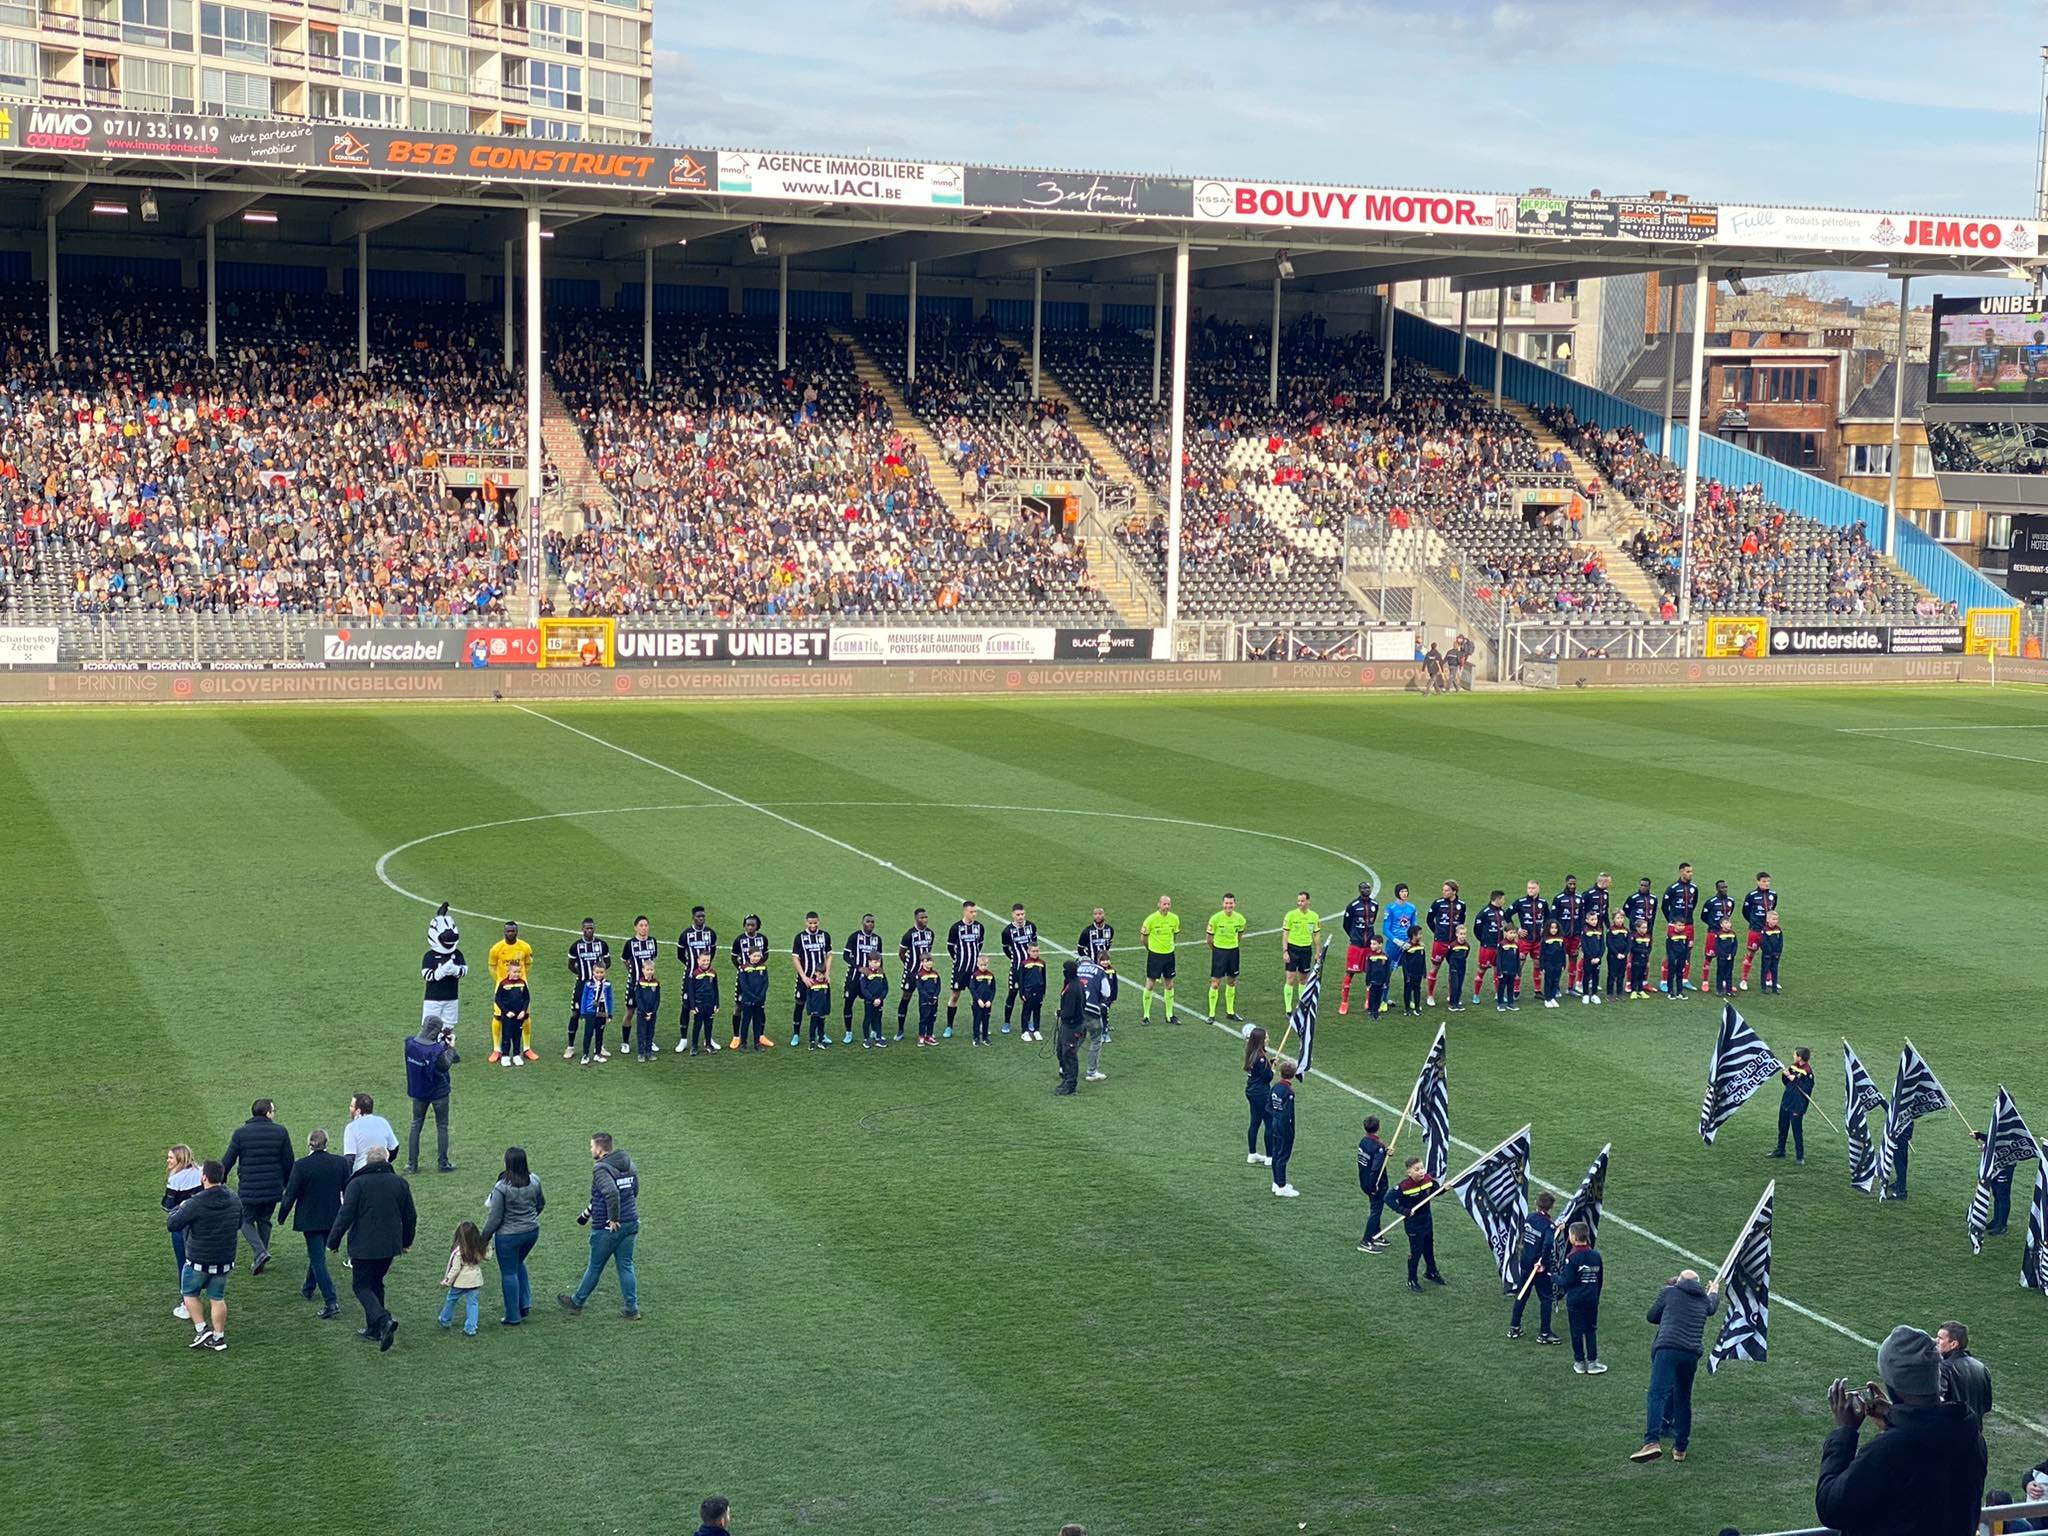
[1492,288,1506,405]
[1659,282,1678,456]
[1380,287,1394,401]
[1456,289,1468,382]
[1885,275,1909,557]
[1031,266,1043,401]
[777,253,788,371]
[357,231,369,371]
[45,214,57,358]
[525,204,543,628]
[1150,271,1163,404]
[643,247,656,381]
[1268,275,1281,408]
[1677,258,1709,630]
[204,221,217,361]
[906,261,918,385]
[503,239,514,373]
[1165,238,1189,654]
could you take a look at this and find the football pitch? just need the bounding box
[2,685,2044,1536]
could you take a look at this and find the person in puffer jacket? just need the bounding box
[558,1134,641,1320]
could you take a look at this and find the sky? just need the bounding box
[650,1,2044,294]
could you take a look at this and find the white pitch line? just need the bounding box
[512,704,2048,1440]
[1836,724,2048,733]
[1853,739,2048,768]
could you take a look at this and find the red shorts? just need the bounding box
[1346,943,1370,974]
[1746,929,1764,952]
[1563,935,1581,956]
[1477,945,1499,971]
[1429,940,1451,965]
[1517,934,1540,958]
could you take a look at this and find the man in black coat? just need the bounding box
[276,1128,349,1319]
[220,1099,294,1275]
[166,1159,242,1352]
[1816,1325,1987,1536]
[326,1143,418,1350]
[1053,960,1084,1096]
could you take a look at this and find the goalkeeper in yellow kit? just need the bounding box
[487,919,538,1061]
[1206,893,1248,1021]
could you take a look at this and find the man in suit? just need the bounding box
[326,1143,417,1350]
[276,1128,349,1320]
[220,1099,294,1275]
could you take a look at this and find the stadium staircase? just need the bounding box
[538,377,614,611]
[834,332,975,525]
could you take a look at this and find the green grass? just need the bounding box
[2,686,2045,1536]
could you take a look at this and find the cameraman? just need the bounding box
[1816,1325,1987,1536]
[404,1019,460,1175]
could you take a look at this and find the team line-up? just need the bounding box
[415,863,1787,1067]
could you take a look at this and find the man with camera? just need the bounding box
[1816,1325,1987,1535]
[403,1018,460,1175]
[559,1133,641,1320]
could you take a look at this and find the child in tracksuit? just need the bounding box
[687,956,720,1055]
[1016,946,1047,1041]
[1267,1060,1298,1197]
[578,964,614,1064]
[734,927,769,1050]
[1578,914,1605,1005]
[1244,1027,1274,1165]
[1606,915,1630,998]
[1664,923,1692,1001]
[1559,1221,1606,1374]
[915,958,942,1044]
[634,962,661,1061]
[1390,1157,1443,1289]
[1627,921,1654,998]
[1759,912,1783,993]
[494,963,531,1067]
[1714,921,1738,995]
[1496,939,1523,1011]
[1364,937,1391,1018]
[860,958,889,1048]
[969,959,997,1045]
[1356,1115,1390,1252]
[805,964,833,1048]
[1399,937,1426,1016]
[1539,922,1566,1008]
[1508,1190,1559,1343]
[1444,927,1470,1014]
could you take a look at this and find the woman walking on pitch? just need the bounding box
[480,1147,545,1326]
[439,1221,486,1336]
[164,1145,202,1319]
[1244,1027,1274,1166]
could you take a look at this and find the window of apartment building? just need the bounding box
[83,54,118,92]
[409,38,469,93]
[1984,511,2013,549]
[122,56,191,111]
[585,120,638,143]
[411,0,466,35]
[528,114,583,140]
[587,10,639,60]
[531,2,581,53]
[1917,507,1966,542]
[0,0,33,30]
[0,37,34,91]
[200,4,268,64]
[526,57,580,109]
[201,65,266,116]
[1721,365,1823,404]
[312,83,398,122]
[121,0,193,50]
[339,27,401,83]
[1846,443,1935,477]
[590,0,637,11]
[588,65,635,118]
[409,96,468,130]
[1748,430,1821,470]
[341,0,401,20]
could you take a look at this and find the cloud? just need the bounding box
[897,0,1077,27]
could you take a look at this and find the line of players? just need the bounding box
[1332,864,1785,1018]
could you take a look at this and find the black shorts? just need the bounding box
[1210,948,1241,979]
[951,967,976,992]
[1286,943,1315,972]
[1145,950,1176,981]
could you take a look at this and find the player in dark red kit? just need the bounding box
[1550,875,1583,989]
[1659,862,1699,993]
[1511,880,1546,976]
[1339,882,1377,1016]
[1739,872,1777,991]
[1424,881,1465,1007]
[1622,877,1657,961]
[1698,880,1735,994]
[1472,890,1507,1004]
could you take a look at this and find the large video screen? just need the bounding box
[1931,293,2048,398]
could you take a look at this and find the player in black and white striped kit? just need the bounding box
[1078,907,1115,965]
[897,909,935,1040]
[675,907,718,1052]
[624,915,659,1041]
[564,918,611,1061]
[1001,904,1038,1035]
[791,913,834,1049]
[945,901,986,1041]
[841,914,882,1045]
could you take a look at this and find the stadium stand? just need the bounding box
[541,314,1118,624]
[1538,405,1940,618]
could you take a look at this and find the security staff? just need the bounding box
[1390,1158,1445,1291]
[1508,1190,1559,1344]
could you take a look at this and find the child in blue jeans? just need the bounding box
[439,1221,486,1336]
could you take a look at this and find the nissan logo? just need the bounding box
[1194,182,1233,219]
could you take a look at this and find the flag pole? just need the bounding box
[1792,1080,1840,1135]
[1514,1256,1544,1302]
[1713,1180,1774,1292]
[1404,1123,1532,1219]
[1903,1035,1975,1136]
[1384,1022,1442,1158]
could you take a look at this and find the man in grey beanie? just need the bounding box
[1814,1324,1986,1535]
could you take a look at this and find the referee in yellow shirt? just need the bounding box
[487,920,536,1058]
[1207,893,1249,1021]
[1282,892,1321,1012]
[1139,895,1181,1023]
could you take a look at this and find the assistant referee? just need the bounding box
[1282,892,1320,1012]
[1139,895,1180,1023]
[1207,893,1247,1021]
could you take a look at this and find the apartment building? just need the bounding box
[0,0,652,142]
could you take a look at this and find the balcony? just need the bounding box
[307,51,337,74]
[466,18,495,38]
[39,9,81,32]
[79,14,116,39]
[82,81,114,103]
[38,75,81,100]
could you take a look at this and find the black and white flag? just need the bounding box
[1550,1145,1611,1284]
[1707,1183,1774,1374]
[1454,1125,1532,1292]
[1701,1004,1783,1146]
[1877,1040,1950,1200]
[1289,961,1321,1079]
[1842,1039,1886,1195]
[2024,1162,2048,1295]
[1407,1024,1450,1180]
[1968,1088,2040,1256]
